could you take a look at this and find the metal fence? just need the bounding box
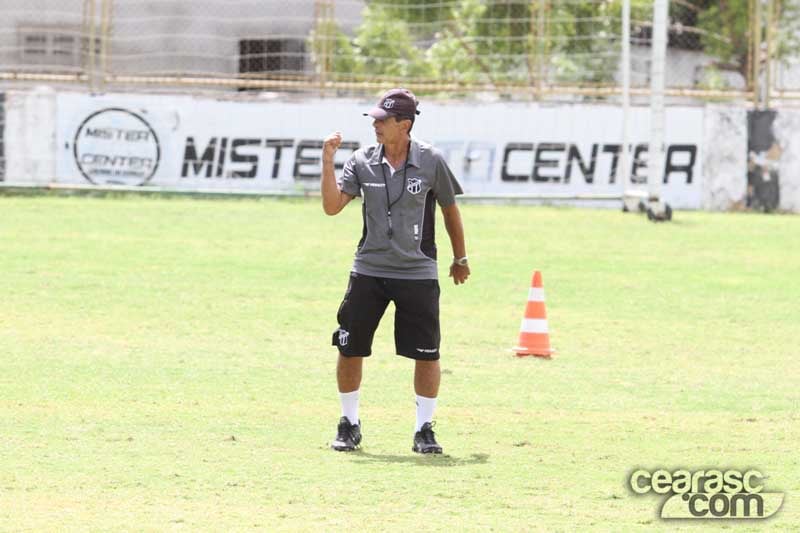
[0,0,795,103]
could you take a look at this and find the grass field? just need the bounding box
[1,194,798,531]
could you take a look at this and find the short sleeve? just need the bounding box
[337,153,361,197]
[431,151,464,207]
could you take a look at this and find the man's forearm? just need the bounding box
[321,131,350,215]
[321,156,341,213]
[443,205,466,259]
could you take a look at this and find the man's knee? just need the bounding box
[415,359,440,371]
[337,354,364,375]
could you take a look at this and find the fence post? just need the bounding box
[535,0,548,99]
[82,0,93,89]
[99,0,113,91]
[766,0,780,106]
[765,0,773,108]
[620,0,631,195]
[527,0,536,99]
[314,0,336,95]
[752,0,762,107]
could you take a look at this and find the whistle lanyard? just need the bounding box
[380,142,411,239]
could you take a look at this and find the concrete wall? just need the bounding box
[0,87,762,212]
[2,87,57,184]
[774,110,800,212]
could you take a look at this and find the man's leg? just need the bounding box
[332,354,364,451]
[390,278,444,453]
[412,360,442,453]
[414,359,440,397]
[414,360,440,432]
[338,353,363,393]
[337,354,363,426]
[331,274,388,451]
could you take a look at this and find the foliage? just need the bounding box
[696,65,729,91]
[366,0,457,25]
[695,0,800,79]
[425,0,495,85]
[308,20,361,80]
[773,1,800,60]
[428,0,628,86]
[309,5,432,82]
[352,5,433,80]
[312,0,796,91]
[696,1,751,77]
[546,1,629,84]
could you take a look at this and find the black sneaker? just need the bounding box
[412,422,442,454]
[331,416,361,451]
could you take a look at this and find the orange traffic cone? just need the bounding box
[513,271,554,358]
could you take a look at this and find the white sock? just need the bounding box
[339,390,360,426]
[415,395,437,432]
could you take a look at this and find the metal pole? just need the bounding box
[747,0,754,96]
[537,0,546,97]
[528,0,537,99]
[87,0,97,90]
[649,0,669,201]
[81,0,90,87]
[753,0,762,108]
[320,0,328,94]
[765,0,775,108]
[99,0,113,90]
[620,0,631,195]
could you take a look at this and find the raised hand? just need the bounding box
[323,131,343,160]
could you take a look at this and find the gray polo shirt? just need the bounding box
[338,138,463,280]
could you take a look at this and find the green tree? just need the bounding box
[318,0,798,94]
[696,0,800,82]
[696,1,751,80]
[365,0,457,26]
[352,4,433,80]
[427,1,642,86]
[426,0,494,85]
[308,20,361,81]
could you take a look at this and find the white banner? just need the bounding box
[55,92,705,207]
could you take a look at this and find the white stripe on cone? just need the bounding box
[528,287,545,301]
[520,318,549,334]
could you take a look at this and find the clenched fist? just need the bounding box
[323,131,343,160]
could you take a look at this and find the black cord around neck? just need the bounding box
[380,141,411,239]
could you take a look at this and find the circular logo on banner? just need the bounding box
[73,107,161,186]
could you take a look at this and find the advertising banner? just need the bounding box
[55,93,705,207]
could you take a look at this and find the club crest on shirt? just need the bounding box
[407,177,422,195]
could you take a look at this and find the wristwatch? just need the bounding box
[453,256,469,266]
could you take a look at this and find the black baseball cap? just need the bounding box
[364,88,420,121]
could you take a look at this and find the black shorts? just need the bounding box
[332,273,441,360]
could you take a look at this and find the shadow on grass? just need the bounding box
[347,451,489,467]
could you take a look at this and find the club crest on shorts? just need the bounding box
[407,177,422,195]
[338,328,350,346]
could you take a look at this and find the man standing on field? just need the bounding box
[321,88,470,454]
